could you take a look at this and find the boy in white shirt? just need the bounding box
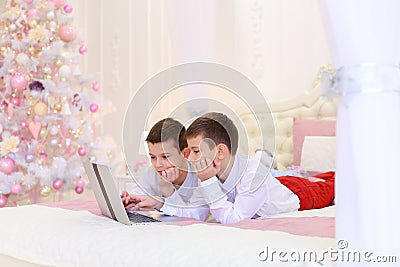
[185,112,334,224]
[121,118,208,221]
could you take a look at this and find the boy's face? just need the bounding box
[147,139,186,175]
[187,135,217,163]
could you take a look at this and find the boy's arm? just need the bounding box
[126,167,209,221]
[192,157,268,224]
[158,177,175,197]
[160,188,210,221]
[128,166,160,195]
[199,173,268,224]
[157,167,182,197]
[161,202,209,221]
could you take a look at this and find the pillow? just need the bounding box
[301,136,336,175]
[292,118,336,166]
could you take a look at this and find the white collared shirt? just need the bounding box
[198,152,300,224]
[131,164,209,221]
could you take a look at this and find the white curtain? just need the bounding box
[320,0,400,265]
[165,0,216,117]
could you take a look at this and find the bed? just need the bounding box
[0,73,338,267]
[0,200,335,267]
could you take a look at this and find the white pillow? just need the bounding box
[300,136,336,173]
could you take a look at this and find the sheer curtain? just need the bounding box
[165,0,216,117]
[320,0,400,264]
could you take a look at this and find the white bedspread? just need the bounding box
[265,205,335,218]
[0,205,336,267]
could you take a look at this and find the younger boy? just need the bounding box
[186,112,335,224]
[121,118,208,221]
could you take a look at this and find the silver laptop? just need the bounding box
[83,161,184,225]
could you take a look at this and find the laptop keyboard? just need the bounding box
[127,212,161,223]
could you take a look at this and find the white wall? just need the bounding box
[235,0,332,102]
[70,0,332,153]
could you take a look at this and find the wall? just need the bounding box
[69,0,332,156]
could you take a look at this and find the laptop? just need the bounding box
[83,161,184,225]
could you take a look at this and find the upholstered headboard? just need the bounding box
[238,66,337,169]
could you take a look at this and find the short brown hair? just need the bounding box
[146,118,188,151]
[186,112,238,155]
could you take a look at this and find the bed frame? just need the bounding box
[238,65,337,169]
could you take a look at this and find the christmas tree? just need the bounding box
[0,0,115,207]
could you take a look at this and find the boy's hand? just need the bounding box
[157,167,180,197]
[121,190,133,206]
[193,158,219,182]
[124,195,164,211]
[160,167,180,183]
[121,191,141,208]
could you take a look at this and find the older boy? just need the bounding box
[121,118,208,221]
[186,112,335,224]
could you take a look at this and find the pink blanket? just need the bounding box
[40,199,334,238]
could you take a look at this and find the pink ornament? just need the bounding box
[75,186,84,194]
[78,147,87,156]
[0,195,8,207]
[11,184,22,194]
[25,154,34,163]
[92,82,101,92]
[28,121,42,140]
[10,75,27,91]
[51,0,66,8]
[27,9,37,17]
[59,25,77,42]
[23,0,33,4]
[40,152,48,159]
[11,97,20,106]
[7,103,14,118]
[79,45,87,54]
[20,120,28,128]
[89,103,99,113]
[52,178,63,190]
[24,25,31,35]
[0,158,15,175]
[64,4,73,13]
[76,178,85,188]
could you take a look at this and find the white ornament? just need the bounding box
[50,138,58,146]
[9,24,17,32]
[50,126,59,135]
[2,131,11,139]
[30,90,40,99]
[46,11,55,20]
[48,21,57,31]
[58,65,71,78]
[43,65,52,74]
[16,53,29,66]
